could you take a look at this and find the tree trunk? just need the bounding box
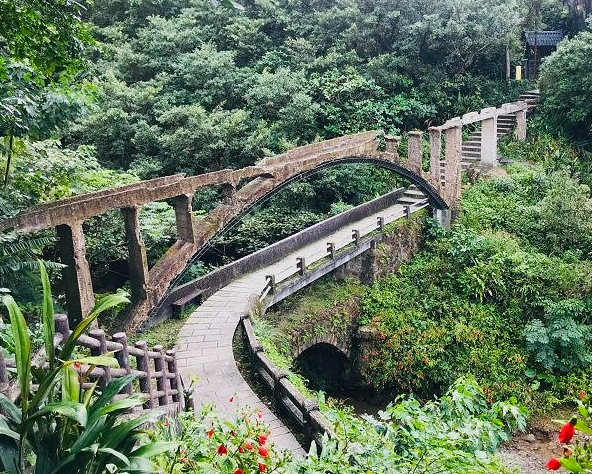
[506,42,511,83]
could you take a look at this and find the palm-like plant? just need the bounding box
[0,232,64,288]
[0,261,176,474]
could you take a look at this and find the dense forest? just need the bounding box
[1,0,592,473]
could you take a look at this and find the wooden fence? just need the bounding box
[0,314,188,414]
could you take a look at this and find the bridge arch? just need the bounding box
[148,152,447,325]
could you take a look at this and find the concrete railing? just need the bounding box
[237,198,429,448]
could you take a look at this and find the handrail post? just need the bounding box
[296,257,306,276]
[135,340,156,409]
[113,332,133,395]
[264,275,275,294]
[326,242,335,259]
[89,328,111,389]
[352,229,360,245]
[154,345,170,406]
[377,216,385,232]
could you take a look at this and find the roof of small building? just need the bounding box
[524,30,565,47]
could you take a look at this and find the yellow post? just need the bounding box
[515,65,522,81]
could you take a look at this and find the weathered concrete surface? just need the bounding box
[2,97,533,332]
[175,190,426,456]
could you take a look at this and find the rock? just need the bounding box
[523,433,536,443]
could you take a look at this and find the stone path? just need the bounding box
[175,193,425,456]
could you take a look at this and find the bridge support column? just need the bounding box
[433,208,451,230]
[515,109,527,140]
[444,124,462,208]
[384,135,401,161]
[407,131,423,173]
[57,221,95,326]
[480,108,498,166]
[122,206,149,303]
[173,194,196,243]
[428,128,441,182]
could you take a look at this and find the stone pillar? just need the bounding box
[56,221,95,326]
[480,108,498,166]
[428,127,441,182]
[433,208,451,231]
[407,131,423,172]
[172,194,196,243]
[444,124,462,207]
[122,206,149,303]
[384,135,401,160]
[515,109,527,140]
[221,183,237,205]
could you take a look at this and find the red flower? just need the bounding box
[180,457,188,463]
[579,390,585,399]
[546,458,561,470]
[238,446,244,453]
[258,412,263,419]
[258,446,269,457]
[258,435,268,445]
[217,444,227,455]
[234,470,244,474]
[259,463,266,472]
[229,396,234,402]
[559,419,577,444]
[244,442,254,451]
[207,429,214,439]
[74,362,81,370]
[163,422,169,427]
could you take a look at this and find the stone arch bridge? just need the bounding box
[0,97,533,331]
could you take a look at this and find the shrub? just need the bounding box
[539,30,592,147]
[0,262,172,474]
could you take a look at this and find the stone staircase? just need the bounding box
[412,90,541,199]
[397,185,427,206]
[459,89,540,170]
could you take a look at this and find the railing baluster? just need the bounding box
[113,332,133,395]
[89,329,111,389]
[154,345,170,406]
[135,340,155,409]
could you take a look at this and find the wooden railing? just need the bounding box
[0,314,187,414]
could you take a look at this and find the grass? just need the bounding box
[129,303,198,349]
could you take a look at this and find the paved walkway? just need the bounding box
[175,192,425,456]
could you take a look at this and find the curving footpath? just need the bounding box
[175,192,425,456]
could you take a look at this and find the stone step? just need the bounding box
[462,146,481,152]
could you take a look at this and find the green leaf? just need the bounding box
[88,375,136,420]
[97,397,145,417]
[68,355,120,368]
[131,441,180,458]
[61,365,80,403]
[39,260,55,368]
[574,418,592,435]
[0,392,22,423]
[560,457,584,472]
[26,401,87,427]
[61,293,129,361]
[524,368,536,379]
[2,295,31,413]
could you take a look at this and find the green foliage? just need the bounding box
[296,377,527,474]
[523,299,592,373]
[540,30,592,147]
[68,0,530,182]
[0,262,173,474]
